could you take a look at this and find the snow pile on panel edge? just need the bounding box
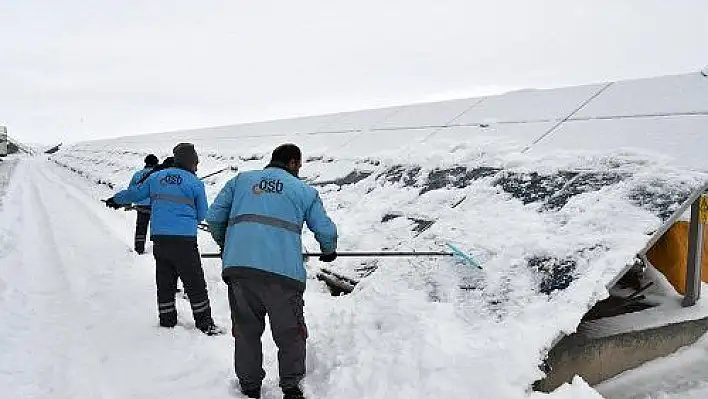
[46,136,707,399]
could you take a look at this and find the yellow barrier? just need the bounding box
[647,221,708,294]
[700,195,708,224]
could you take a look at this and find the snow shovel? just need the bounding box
[201,243,482,268]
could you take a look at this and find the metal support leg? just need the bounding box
[682,199,704,307]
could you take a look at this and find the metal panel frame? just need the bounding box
[682,199,705,306]
[606,181,708,290]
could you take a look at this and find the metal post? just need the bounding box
[682,196,705,307]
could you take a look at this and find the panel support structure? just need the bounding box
[682,195,706,307]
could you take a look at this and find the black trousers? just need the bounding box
[134,206,151,253]
[153,239,213,328]
[226,275,307,391]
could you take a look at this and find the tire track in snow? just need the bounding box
[0,158,235,399]
[0,160,108,398]
[0,159,143,398]
[37,158,135,252]
[27,159,150,398]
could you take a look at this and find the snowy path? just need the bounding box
[0,158,233,398]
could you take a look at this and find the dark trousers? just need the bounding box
[134,206,151,253]
[226,276,307,390]
[153,239,213,329]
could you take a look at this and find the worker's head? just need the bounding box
[270,144,302,176]
[144,154,159,167]
[161,156,175,168]
[172,143,199,172]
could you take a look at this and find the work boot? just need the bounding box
[159,312,177,328]
[282,387,305,399]
[197,322,226,336]
[240,387,261,398]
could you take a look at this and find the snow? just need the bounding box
[420,123,555,153]
[373,98,483,130]
[452,83,606,125]
[533,377,605,399]
[577,266,708,339]
[0,158,19,207]
[595,334,708,399]
[0,159,234,398]
[2,71,708,398]
[527,116,708,172]
[574,73,708,118]
[330,128,435,158]
[319,106,405,133]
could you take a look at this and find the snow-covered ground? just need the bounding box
[0,157,19,206]
[596,334,708,399]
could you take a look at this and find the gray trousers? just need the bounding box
[226,276,307,391]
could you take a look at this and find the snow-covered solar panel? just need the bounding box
[372,98,483,130]
[331,128,434,158]
[423,123,555,152]
[317,106,405,133]
[529,116,708,172]
[573,73,708,119]
[452,83,606,125]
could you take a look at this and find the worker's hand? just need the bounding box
[104,197,121,210]
[319,251,337,263]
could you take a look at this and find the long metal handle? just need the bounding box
[311,251,453,257]
[199,165,238,180]
[201,251,454,259]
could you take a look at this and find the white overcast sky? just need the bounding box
[1,0,706,144]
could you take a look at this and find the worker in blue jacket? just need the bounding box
[127,154,158,254]
[206,144,337,399]
[105,143,223,336]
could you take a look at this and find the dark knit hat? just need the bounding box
[270,143,301,165]
[144,154,159,167]
[173,143,198,169]
[161,156,175,167]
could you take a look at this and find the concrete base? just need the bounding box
[534,316,708,392]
